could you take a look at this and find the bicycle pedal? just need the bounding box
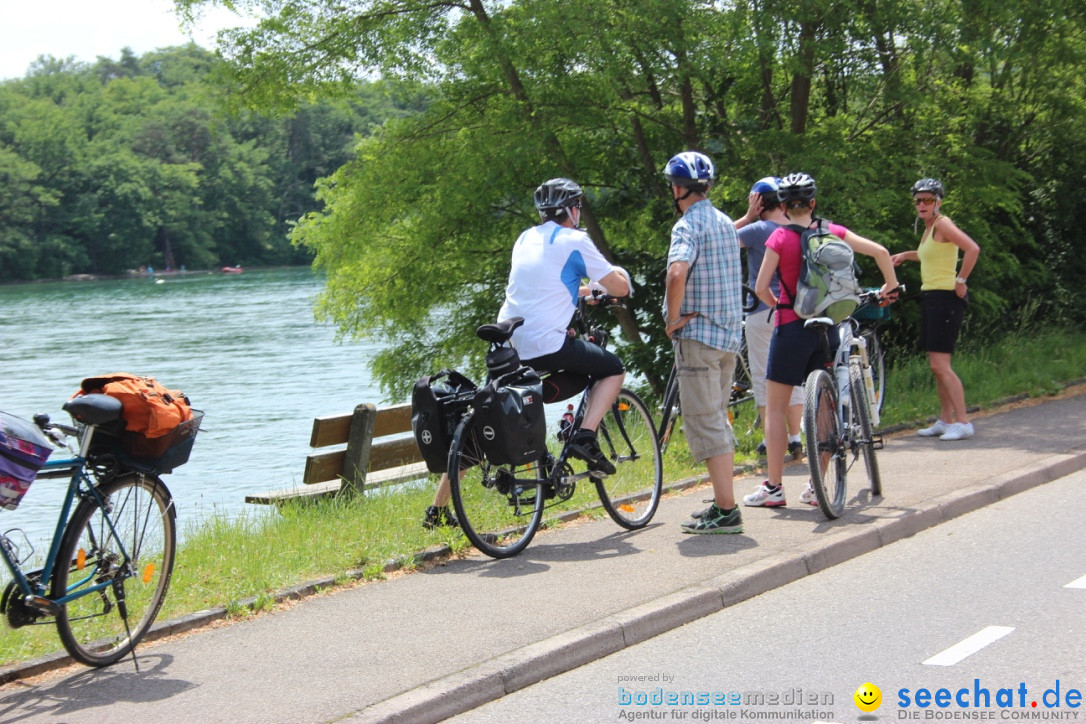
[872,434,884,450]
[23,595,61,617]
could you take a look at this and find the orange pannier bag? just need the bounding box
[75,373,193,439]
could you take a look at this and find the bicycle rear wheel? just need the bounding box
[595,390,662,529]
[804,369,846,519]
[52,472,176,667]
[860,328,885,415]
[849,358,882,497]
[448,413,545,559]
[657,367,681,454]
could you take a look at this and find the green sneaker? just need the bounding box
[680,504,743,535]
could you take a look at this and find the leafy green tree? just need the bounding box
[180,0,1084,396]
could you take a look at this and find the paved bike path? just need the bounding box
[1,390,1084,723]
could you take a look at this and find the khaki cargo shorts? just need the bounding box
[674,338,737,462]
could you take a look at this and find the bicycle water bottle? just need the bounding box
[836,362,850,414]
[853,335,881,427]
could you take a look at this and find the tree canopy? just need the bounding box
[174,0,1086,394]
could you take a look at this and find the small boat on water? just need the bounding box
[221,266,244,274]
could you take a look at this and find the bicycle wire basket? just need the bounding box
[85,410,204,475]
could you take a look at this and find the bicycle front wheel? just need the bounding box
[861,329,885,415]
[448,413,545,559]
[804,370,846,519]
[52,472,176,667]
[850,358,882,497]
[596,390,662,529]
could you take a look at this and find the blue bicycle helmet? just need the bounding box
[750,176,781,196]
[910,178,944,198]
[663,152,715,190]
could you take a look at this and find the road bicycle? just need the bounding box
[0,394,200,667]
[803,288,900,519]
[446,293,663,559]
[657,286,760,453]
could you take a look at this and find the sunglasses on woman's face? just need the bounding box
[914,197,937,206]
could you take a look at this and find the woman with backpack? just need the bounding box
[742,172,899,509]
[890,178,980,442]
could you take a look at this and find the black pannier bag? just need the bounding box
[411,369,477,473]
[472,368,547,466]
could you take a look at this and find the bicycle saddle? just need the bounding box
[63,394,124,426]
[476,317,524,344]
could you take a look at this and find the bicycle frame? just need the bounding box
[1,426,135,611]
[810,315,877,428]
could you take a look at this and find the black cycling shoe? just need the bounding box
[422,505,460,530]
[566,430,616,477]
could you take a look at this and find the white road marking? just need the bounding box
[1064,573,1086,589]
[923,626,1015,666]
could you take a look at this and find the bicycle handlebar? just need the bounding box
[742,285,758,314]
[858,283,906,309]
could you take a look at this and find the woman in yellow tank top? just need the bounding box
[891,179,980,441]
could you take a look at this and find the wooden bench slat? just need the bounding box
[303,450,344,485]
[309,403,414,448]
[252,462,432,505]
[373,403,412,438]
[245,480,342,505]
[367,436,423,471]
[309,414,352,448]
[302,437,425,485]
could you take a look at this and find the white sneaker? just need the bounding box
[917,419,950,437]
[939,422,975,441]
[742,482,787,507]
[799,482,818,506]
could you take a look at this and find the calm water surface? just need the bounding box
[0,268,388,549]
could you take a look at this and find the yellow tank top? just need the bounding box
[917,217,959,291]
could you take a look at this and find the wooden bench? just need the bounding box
[245,403,431,505]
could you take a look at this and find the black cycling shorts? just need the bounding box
[524,335,625,402]
[766,319,835,387]
[919,290,968,354]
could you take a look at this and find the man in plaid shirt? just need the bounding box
[661,151,746,534]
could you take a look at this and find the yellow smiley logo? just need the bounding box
[854,682,882,712]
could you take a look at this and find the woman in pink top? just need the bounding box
[744,173,899,509]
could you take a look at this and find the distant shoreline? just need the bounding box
[1,265,310,287]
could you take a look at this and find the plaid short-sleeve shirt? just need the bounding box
[664,199,744,353]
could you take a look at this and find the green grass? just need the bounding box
[2,325,1083,668]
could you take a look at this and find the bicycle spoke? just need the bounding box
[595,391,662,529]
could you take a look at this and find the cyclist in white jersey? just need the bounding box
[422,178,629,529]
[498,177,631,475]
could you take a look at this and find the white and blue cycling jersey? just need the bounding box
[497,220,618,360]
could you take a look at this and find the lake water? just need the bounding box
[0,267,387,549]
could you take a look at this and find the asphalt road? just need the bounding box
[450,467,1086,722]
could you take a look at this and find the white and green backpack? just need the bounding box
[781,218,862,323]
